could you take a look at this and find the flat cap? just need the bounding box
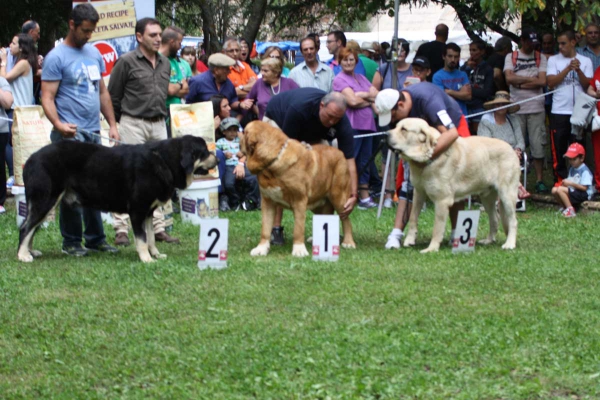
[208,53,236,67]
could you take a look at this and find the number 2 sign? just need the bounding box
[312,215,340,261]
[198,219,229,270]
[452,210,480,254]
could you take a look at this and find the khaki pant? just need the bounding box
[112,114,168,235]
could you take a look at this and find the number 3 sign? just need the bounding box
[312,215,340,261]
[452,210,480,254]
[198,219,229,270]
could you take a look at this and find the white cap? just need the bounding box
[375,89,400,127]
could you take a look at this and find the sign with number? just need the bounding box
[312,215,340,261]
[198,219,229,270]
[452,210,480,254]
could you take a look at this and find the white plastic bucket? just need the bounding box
[11,185,54,228]
[179,179,220,225]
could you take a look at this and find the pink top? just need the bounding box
[333,71,376,132]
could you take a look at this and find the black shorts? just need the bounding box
[568,189,588,207]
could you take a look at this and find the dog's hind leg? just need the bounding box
[421,197,452,253]
[131,214,154,263]
[404,189,425,247]
[498,188,518,250]
[479,191,499,245]
[17,191,64,262]
[250,196,275,256]
[147,218,166,259]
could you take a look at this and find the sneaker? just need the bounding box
[6,176,14,189]
[357,197,377,210]
[219,196,231,212]
[562,207,576,218]
[62,244,88,257]
[270,226,285,245]
[0,205,5,214]
[385,232,403,249]
[114,232,131,246]
[242,199,259,211]
[86,241,119,253]
[383,198,394,209]
[535,181,549,194]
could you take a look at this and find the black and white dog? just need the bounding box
[17,135,217,263]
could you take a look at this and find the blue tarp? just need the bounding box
[255,41,300,54]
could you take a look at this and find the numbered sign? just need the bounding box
[198,219,229,270]
[312,215,340,261]
[452,210,480,254]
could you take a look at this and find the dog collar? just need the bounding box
[264,139,289,168]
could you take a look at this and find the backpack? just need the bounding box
[512,50,541,68]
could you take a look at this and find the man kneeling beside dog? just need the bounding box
[374,83,519,252]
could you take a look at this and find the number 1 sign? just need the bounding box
[452,210,480,254]
[198,219,229,270]
[312,215,340,261]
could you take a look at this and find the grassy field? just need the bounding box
[1,199,600,399]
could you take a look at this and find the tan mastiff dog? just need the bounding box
[387,118,520,253]
[241,120,356,257]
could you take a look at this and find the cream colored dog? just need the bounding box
[387,118,520,252]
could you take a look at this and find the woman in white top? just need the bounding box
[478,91,531,200]
[0,33,37,187]
[0,33,37,107]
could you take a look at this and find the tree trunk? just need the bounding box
[242,0,268,50]
[198,0,222,55]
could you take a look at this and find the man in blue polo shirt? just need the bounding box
[264,87,358,244]
[186,53,253,113]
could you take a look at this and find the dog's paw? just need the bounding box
[250,244,270,256]
[30,250,43,258]
[420,244,440,253]
[501,242,516,250]
[342,241,356,249]
[18,253,34,263]
[139,253,155,263]
[479,238,495,245]
[291,244,309,257]
[403,236,416,247]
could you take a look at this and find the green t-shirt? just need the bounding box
[166,56,188,107]
[358,54,379,83]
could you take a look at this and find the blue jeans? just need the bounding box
[216,149,226,194]
[353,130,373,186]
[50,130,106,248]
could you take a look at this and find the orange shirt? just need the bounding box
[228,61,257,87]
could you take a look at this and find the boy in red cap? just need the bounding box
[551,143,594,217]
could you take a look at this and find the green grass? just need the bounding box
[1,200,600,399]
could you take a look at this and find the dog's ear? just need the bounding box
[180,148,195,175]
[423,126,439,150]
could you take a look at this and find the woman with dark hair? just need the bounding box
[211,94,232,134]
[181,46,207,76]
[261,46,290,77]
[0,33,37,189]
[240,38,259,74]
[0,34,37,105]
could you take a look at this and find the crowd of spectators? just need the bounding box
[2,8,600,251]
